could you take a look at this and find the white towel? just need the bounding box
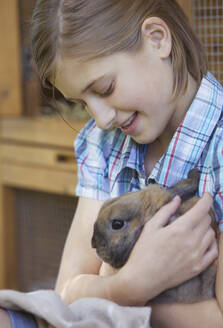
[0,289,151,328]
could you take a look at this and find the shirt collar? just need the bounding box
[109,134,147,190]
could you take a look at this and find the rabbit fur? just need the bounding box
[91,169,218,303]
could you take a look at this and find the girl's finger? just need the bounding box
[200,238,218,270]
[199,228,217,257]
[194,214,212,239]
[175,193,213,229]
[149,195,181,229]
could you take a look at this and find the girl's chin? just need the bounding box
[132,132,157,145]
[131,135,148,144]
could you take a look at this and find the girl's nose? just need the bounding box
[87,98,116,130]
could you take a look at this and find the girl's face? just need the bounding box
[53,18,193,146]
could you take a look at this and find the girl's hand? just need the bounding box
[116,193,218,305]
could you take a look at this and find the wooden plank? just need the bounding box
[1,144,76,173]
[0,0,22,116]
[2,188,17,289]
[0,166,6,288]
[1,163,77,196]
[0,118,87,148]
[0,164,16,289]
[19,0,41,116]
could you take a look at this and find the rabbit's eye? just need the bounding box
[111,219,125,230]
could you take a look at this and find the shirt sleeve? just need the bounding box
[74,119,112,201]
[211,135,223,232]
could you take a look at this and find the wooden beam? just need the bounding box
[0,118,87,148]
[2,188,17,289]
[0,0,23,116]
[1,163,77,196]
[0,170,6,288]
[1,144,76,173]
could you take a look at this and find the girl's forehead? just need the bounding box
[53,53,121,97]
[53,50,142,97]
[53,57,98,97]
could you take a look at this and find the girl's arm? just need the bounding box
[56,196,159,305]
[150,231,223,328]
[56,196,158,305]
[55,194,217,306]
[55,196,105,303]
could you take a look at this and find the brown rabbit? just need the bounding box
[91,169,218,303]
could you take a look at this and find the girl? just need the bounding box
[3,0,221,327]
[32,0,223,327]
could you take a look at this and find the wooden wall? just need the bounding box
[0,0,22,116]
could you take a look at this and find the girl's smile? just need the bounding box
[120,112,138,135]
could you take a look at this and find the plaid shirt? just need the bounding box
[75,73,223,231]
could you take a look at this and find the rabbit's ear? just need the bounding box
[167,169,200,202]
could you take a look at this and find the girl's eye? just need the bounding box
[100,82,115,97]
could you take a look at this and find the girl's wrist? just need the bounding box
[110,263,170,306]
[107,269,157,306]
[106,270,143,306]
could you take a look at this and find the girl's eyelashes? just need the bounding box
[102,81,115,97]
[95,80,115,98]
[64,79,115,106]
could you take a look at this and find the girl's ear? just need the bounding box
[141,17,172,59]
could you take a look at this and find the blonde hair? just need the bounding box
[32,0,207,100]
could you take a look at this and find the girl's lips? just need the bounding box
[120,112,138,135]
